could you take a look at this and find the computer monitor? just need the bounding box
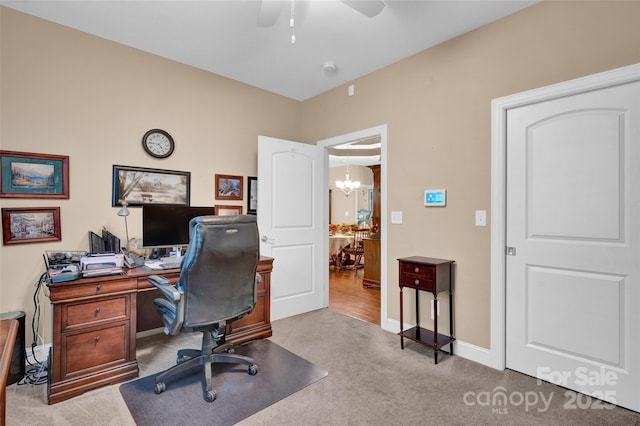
[142,204,215,250]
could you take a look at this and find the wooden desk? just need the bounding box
[46,256,273,404]
[1,319,18,426]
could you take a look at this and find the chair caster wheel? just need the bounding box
[176,355,185,364]
[155,382,166,394]
[248,364,258,375]
[205,390,217,402]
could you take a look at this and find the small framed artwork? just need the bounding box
[216,205,243,216]
[215,174,243,201]
[247,176,257,215]
[2,207,61,245]
[0,150,69,199]
[112,165,190,207]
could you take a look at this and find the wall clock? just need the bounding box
[142,129,174,158]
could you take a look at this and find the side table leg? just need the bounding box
[399,287,404,349]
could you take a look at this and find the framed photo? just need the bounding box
[112,165,190,207]
[215,174,243,201]
[247,176,257,215]
[0,150,69,199]
[216,205,243,216]
[2,207,61,245]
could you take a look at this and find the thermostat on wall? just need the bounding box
[424,189,446,207]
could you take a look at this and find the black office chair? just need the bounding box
[148,215,260,402]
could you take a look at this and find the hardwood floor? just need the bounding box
[328,266,381,325]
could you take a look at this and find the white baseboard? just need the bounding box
[382,317,496,369]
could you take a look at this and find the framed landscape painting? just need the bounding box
[112,165,190,207]
[2,207,61,245]
[215,174,243,201]
[216,205,243,216]
[0,151,69,199]
[247,176,257,215]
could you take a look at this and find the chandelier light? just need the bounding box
[335,166,360,196]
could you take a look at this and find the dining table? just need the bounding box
[329,234,354,268]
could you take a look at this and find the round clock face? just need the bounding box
[142,129,174,158]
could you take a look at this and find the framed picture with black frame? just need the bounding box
[247,176,257,215]
[112,165,190,207]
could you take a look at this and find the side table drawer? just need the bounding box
[61,323,129,378]
[399,263,435,292]
[64,296,129,331]
[400,262,434,278]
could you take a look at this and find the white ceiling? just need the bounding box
[1,0,538,102]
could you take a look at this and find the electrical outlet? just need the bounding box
[475,210,487,227]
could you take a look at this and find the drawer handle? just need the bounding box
[95,307,101,315]
[414,267,419,273]
[96,284,101,291]
[94,336,100,343]
[415,279,420,285]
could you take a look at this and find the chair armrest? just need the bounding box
[148,274,181,303]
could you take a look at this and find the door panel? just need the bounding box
[257,136,325,321]
[506,80,640,411]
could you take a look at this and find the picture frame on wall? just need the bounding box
[112,165,190,207]
[2,207,61,245]
[247,176,257,215]
[0,150,69,199]
[215,174,243,201]
[216,205,243,216]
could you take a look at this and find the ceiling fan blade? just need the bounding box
[341,0,385,18]
[257,0,286,27]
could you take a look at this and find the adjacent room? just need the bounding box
[2,1,640,424]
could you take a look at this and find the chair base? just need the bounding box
[154,330,258,402]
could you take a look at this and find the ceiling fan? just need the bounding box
[257,0,385,27]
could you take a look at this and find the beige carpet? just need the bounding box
[6,308,640,425]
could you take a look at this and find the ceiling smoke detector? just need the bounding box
[323,62,337,73]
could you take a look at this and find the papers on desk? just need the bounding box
[144,260,164,270]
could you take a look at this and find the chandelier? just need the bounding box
[336,166,360,196]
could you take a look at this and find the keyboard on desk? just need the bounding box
[81,267,125,277]
[159,262,181,270]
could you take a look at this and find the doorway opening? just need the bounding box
[318,125,387,328]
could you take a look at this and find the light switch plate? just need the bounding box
[391,211,403,224]
[475,210,487,227]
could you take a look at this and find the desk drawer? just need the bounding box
[61,323,129,378]
[64,296,129,331]
[50,278,137,301]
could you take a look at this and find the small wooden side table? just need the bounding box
[398,256,455,364]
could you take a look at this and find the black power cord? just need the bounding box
[18,272,49,386]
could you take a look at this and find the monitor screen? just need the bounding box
[142,204,215,249]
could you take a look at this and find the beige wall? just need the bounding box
[2,2,640,350]
[300,1,640,348]
[0,7,301,344]
[330,165,373,225]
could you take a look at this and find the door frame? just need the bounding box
[489,63,640,370]
[318,124,389,330]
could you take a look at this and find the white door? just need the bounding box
[506,80,640,411]
[257,136,326,321]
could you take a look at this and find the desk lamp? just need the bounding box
[117,200,130,251]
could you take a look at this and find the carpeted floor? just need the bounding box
[5,308,640,425]
[119,339,327,426]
